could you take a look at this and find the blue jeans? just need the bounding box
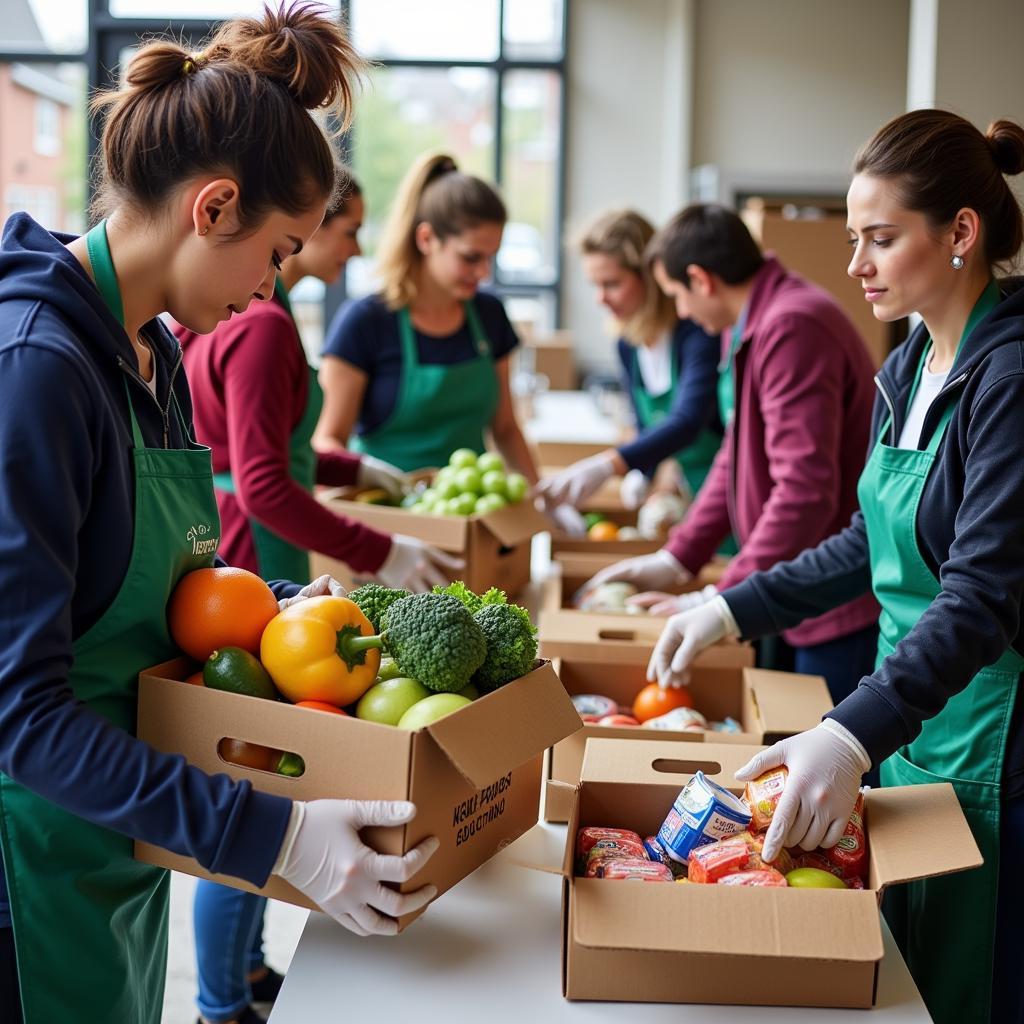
[194,880,267,1022]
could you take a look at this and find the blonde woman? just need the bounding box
[316,153,537,480]
[537,209,722,510]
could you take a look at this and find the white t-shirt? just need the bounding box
[635,331,673,397]
[897,362,950,449]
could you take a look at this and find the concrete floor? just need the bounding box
[162,872,308,1024]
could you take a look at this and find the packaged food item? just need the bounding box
[687,837,750,884]
[643,836,688,878]
[642,707,708,732]
[575,827,643,870]
[595,858,673,882]
[734,830,795,874]
[583,837,648,875]
[744,765,789,833]
[571,694,618,719]
[825,792,867,881]
[577,582,638,614]
[710,717,743,734]
[597,714,640,727]
[717,868,788,887]
[657,771,752,864]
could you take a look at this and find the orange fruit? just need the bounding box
[632,682,694,723]
[587,521,619,541]
[168,567,279,661]
[295,700,349,715]
[184,671,205,687]
[217,737,281,773]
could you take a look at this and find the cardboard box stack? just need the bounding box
[559,737,983,1008]
[135,657,581,930]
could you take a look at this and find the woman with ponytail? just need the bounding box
[648,110,1024,1023]
[316,152,538,481]
[0,7,438,1023]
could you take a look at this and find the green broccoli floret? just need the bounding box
[472,602,538,692]
[384,593,487,693]
[348,583,410,632]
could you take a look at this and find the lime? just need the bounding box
[204,647,278,700]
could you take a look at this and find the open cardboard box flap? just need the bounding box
[867,782,983,889]
[425,660,581,788]
[480,501,551,547]
[571,881,884,961]
[746,669,832,740]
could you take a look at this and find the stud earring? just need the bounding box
[951,254,965,270]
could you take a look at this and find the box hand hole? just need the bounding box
[651,757,722,777]
[596,629,637,642]
[217,737,305,777]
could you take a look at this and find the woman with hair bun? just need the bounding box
[0,6,438,1023]
[316,152,538,482]
[648,109,1024,1023]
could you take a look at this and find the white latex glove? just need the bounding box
[581,549,692,599]
[535,453,616,508]
[278,574,347,611]
[734,721,871,862]
[646,595,740,688]
[545,501,587,536]
[628,584,718,617]
[356,454,408,500]
[274,799,440,936]
[619,469,651,510]
[376,534,464,592]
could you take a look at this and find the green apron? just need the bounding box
[352,300,499,472]
[629,342,721,497]
[0,220,220,1023]
[213,278,317,585]
[858,280,1014,1024]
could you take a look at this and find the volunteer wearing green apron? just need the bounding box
[0,13,439,1023]
[536,209,723,513]
[646,109,1024,1023]
[316,152,539,485]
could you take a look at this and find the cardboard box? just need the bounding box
[135,657,581,929]
[310,485,550,597]
[544,656,830,823]
[560,738,983,1008]
[541,553,729,611]
[521,329,577,390]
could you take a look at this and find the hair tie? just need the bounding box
[182,57,196,75]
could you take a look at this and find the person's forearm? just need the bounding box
[491,423,539,483]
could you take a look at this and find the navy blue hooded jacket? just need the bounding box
[0,214,295,926]
[725,279,1024,797]
[615,318,722,475]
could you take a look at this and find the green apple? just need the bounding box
[448,448,478,470]
[480,470,507,497]
[397,693,472,730]
[454,467,483,494]
[476,452,504,474]
[505,472,528,503]
[356,677,431,726]
[410,502,432,514]
[785,867,847,889]
[457,682,479,700]
[475,493,507,515]
[434,499,457,516]
[452,493,478,516]
[434,478,461,501]
[419,488,439,508]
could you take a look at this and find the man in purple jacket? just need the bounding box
[585,204,879,704]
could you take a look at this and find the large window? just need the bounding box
[339,0,567,337]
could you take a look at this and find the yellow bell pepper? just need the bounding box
[260,596,382,706]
